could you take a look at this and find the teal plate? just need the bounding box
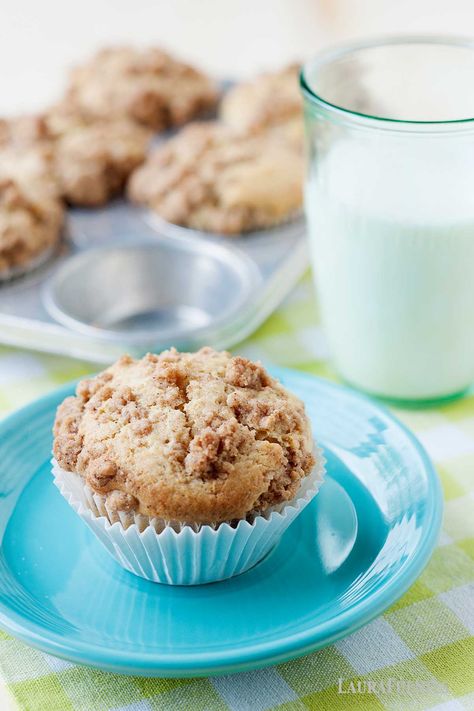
[0,368,442,677]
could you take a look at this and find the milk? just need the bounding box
[306,136,474,400]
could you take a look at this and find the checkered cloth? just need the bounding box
[0,275,473,711]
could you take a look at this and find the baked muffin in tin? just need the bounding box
[128,121,303,234]
[64,46,218,131]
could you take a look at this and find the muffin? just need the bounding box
[51,116,151,207]
[64,46,218,131]
[52,348,324,584]
[219,64,303,142]
[0,138,60,201]
[1,106,152,207]
[0,139,63,278]
[0,114,52,148]
[127,121,304,234]
[0,177,63,279]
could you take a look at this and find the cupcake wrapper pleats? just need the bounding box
[52,447,325,585]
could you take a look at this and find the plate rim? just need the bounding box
[0,369,443,676]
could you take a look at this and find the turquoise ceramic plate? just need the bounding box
[0,368,442,677]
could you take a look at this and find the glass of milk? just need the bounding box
[301,37,474,402]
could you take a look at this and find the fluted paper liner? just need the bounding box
[52,446,325,585]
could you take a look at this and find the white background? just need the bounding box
[0,0,474,114]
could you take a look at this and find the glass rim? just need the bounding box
[300,35,474,129]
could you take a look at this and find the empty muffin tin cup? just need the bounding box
[43,239,260,346]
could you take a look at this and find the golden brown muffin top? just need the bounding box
[0,177,63,274]
[0,106,151,207]
[0,137,59,199]
[0,115,52,148]
[128,121,303,234]
[65,45,218,130]
[0,117,64,275]
[53,118,151,206]
[53,348,315,524]
[219,64,302,134]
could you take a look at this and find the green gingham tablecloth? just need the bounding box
[0,275,473,711]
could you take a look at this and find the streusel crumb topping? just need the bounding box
[127,122,303,234]
[0,177,63,273]
[65,46,218,130]
[53,348,315,524]
[219,64,302,134]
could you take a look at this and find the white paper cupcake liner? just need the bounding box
[52,446,325,585]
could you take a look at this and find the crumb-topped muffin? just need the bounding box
[219,64,302,135]
[127,122,303,233]
[51,116,151,206]
[0,108,151,207]
[0,115,52,149]
[64,46,218,131]
[0,177,63,276]
[0,135,63,276]
[53,348,315,525]
[0,139,59,200]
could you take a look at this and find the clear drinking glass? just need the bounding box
[301,37,474,403]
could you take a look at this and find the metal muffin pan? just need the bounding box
[0,200,308,363]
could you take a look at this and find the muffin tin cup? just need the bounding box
[0,200,308,362]
[43,239,260,345]
[52,448,325,586]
